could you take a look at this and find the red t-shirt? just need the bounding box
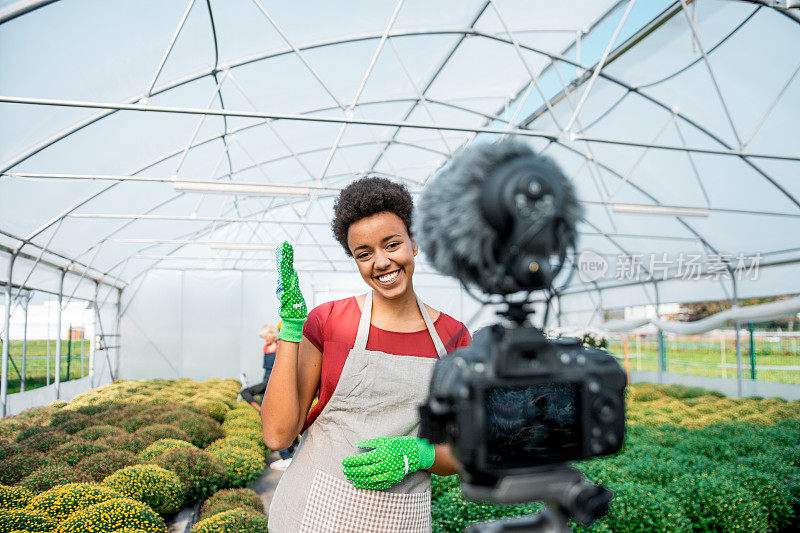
[301,296,471,431]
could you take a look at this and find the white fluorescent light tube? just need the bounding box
[612,203,710,217]
[209,242,276,251]
[173,181,311,196]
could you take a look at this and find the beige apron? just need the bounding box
[268,291,447,533]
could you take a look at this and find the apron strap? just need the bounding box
[353,291,373,351]
[416,294,447,358]
[354,291,448,358]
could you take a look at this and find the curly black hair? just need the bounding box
[332,177,414,256]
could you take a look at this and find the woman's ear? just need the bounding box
[412,241,418,256]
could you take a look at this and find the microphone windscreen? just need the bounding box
[414,141,580,294]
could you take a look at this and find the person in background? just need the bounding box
[260,323,280,381]
[241,322,298,471]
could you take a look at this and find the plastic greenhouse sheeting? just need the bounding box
[1,0,799,384]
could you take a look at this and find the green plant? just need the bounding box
[96,433,147,454]
[0,451,48,485]
[55,498,167,533]
[175,415,224,449]
[668,473,770,532]
[75,425,125,441]
[0,485,33,510]
[75,450,142,482]
[190,508,269,533]
[206,446,264,488]
[49,440,110,466]
[138,438,197,461]
[597,481,691,533]
[134,425,192,447]
[0,440,24,461]
[0,418,29,441]
[153,448,227,501]
[0,507,58,532]
[205,437,265,458]
[198,488,263,521]
[102,465,186,515]
[49,411,94,435]
[431,486,540,533]
[26,483,125,521]
[15,429,70,453]
[18,464,92,493]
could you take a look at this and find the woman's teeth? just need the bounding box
[378,271,399,283]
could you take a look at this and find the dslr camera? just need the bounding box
[415,141,626,532]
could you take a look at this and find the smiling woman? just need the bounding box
[261,177,472,532]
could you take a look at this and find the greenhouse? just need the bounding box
[1,0,799,532]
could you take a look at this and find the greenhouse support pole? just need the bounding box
[748,321,756,380]
[54,269,65,400]
[21,293,28,392]
[735,321,744,398]
[114,287,122,380]
[1,252,17,417]
[89,283,97,386]
[657,329,665,384]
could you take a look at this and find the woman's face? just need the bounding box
[346,211,417,301]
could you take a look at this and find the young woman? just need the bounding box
[261,177,470,532]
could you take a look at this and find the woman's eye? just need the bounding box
[357,252,370,260]
[387,242,400,249]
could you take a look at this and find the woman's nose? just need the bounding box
[373,249,391,269]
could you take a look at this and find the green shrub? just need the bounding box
[0,440,24,461]
[0,485,33,510]
[660,384,708,400]
[207,446,264,488]
[75,425,125,441]
[55,498,167,533]
[153,448,227,501]
[0,507,58,532]
[134,425,191,447]
[75,450,142,482]
[0,452,48,485]
[18,464,92,493]
[26,483,125,521]
[198,488,263,521]
[221,418,261,433]
[668,473,770,532]
[192,400,228,423]
[431,475,459,501]
[49,411,94,435]
[97,433,147,454]
[597,481,691,533]
[175,415,224,449]
[138,438,197,461]
[190,508,268,533]
[713,464,798,530]
[15,429,70,453]
[205,437,265,458]
[431,486,540,533]
[49,440,110,466]
[0,418,29,441]
[102,464,186,514]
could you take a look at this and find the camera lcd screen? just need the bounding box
[485,383,580,468]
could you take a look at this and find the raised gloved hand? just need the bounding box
[342,436,436,490]
[276,241,307,343]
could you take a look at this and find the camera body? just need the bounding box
[420,322,626,489]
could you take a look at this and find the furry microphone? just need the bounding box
[414,141,581,295]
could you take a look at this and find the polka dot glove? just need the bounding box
[342,436,436,490]
[276,241,307,343]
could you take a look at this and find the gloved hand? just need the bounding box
[342,436,436,490]
[276,241,307,342]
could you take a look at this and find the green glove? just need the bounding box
[342,436,436,490]
[276,241,307,343]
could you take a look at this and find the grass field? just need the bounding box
[609,336,800,384]
[1,339,91,394]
